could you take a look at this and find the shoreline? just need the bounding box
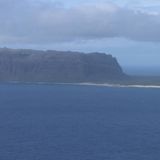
[77,83,160,89]
[2,81,160,89]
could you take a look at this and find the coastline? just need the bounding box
[77,83,160,89]
[2,81,160,89]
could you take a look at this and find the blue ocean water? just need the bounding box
[0,84,160,160]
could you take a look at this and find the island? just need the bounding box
[0,47,160,87]
[0,48,126,82]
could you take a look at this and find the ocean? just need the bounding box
[0,84,160,160]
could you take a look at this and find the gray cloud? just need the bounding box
[0,0,160,44]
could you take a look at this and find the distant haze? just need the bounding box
[124,66,160,76]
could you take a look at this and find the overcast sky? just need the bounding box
[1,0,160,73]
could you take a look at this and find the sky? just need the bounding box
[0,0,160,74]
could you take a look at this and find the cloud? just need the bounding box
[0,0,160,44]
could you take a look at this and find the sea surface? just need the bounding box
[0,84,160,160]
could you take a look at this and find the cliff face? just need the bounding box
[0,48,126,83]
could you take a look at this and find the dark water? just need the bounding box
[0,84,160,160]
